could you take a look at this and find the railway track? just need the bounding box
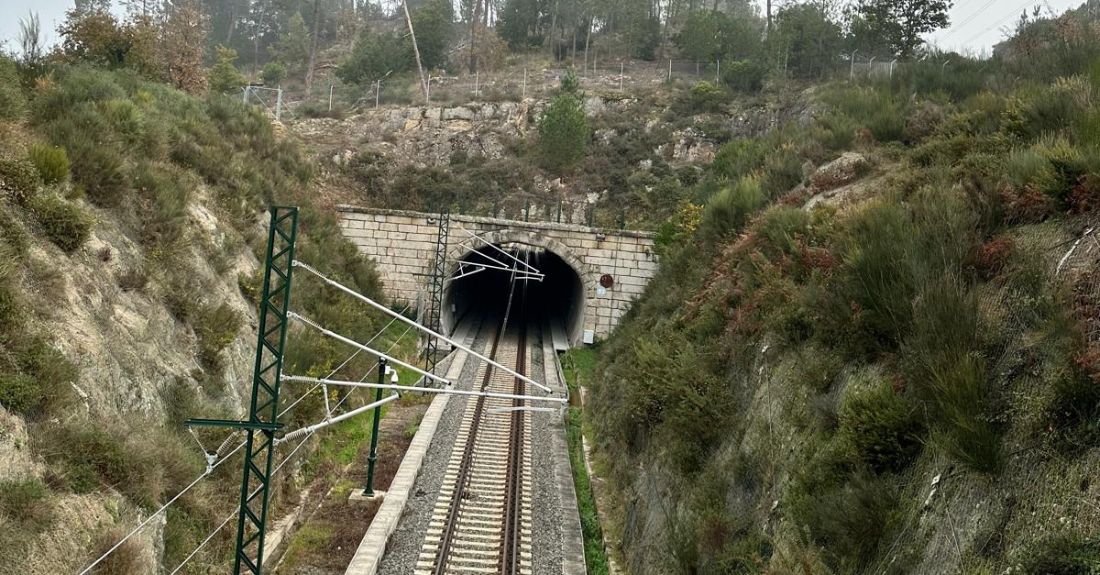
[415,317,534,575]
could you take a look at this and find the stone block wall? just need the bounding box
[337,206,658,343]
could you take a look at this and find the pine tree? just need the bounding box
[274,12,311,70]
[208,45,247,94]
[538,73,590,174]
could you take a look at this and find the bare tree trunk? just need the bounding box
[766,0,772,36]
[583,16,591,74]
[469,0,482,72]
[403,0,429,101]
[226,0,237,44]
[548,0,559,60]
[252,0,267,78]
[571,26,577,66]
[305,0,322,93]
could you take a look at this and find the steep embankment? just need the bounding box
[0,60,385,573]
[587,73,1100,573]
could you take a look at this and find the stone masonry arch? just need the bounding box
[442,229,592,345]
[336,206,658,346]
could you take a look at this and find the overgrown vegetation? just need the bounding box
[588,6,1100,573]
[562,347,611,575]
[0,52,389,571]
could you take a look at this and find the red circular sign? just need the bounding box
[600,274,614,289]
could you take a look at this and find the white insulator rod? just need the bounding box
[279,392,401,443]
[282,375,567,404]
[288,311,450,386]
[292,261,554,394]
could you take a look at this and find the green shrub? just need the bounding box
[840,202,920,348]
[761,145,805,195]
[0,373,46,416]
[721,60,767,93]
[1007,78,1091,141]
[39,424,200,509]
[0,56,25,120]
[261,61,288,86]
[0,478,54,531]
[132,163,190,251]
[0,336,78,419]
[839,372,923,473]
[69,143,127,206]
[820,86,906,143]
[0,156,42,204]
[904,276,1000,473]
[700,176,766,241]
[712,139,766,181]
[195,302,242,370]
[677,81,727,114]
[29,194,93,253]
[787,441,896,571]
[1013,532,1100,574]
[28,144,71,185]
[817,112,860,151]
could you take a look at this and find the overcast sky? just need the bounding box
[0,0,1087,57]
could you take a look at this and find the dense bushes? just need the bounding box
[588,48,1100,571]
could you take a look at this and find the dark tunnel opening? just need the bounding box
[441,244,585,347]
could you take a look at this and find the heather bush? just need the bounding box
[839,371,923,473]
[28,193,93,253]
[28,144,71,186]
[0,156,42,204]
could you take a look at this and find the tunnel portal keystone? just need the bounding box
[336,205,658,345]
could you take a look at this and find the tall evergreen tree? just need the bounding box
[538,72,589,174]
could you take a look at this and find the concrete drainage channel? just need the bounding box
[343,316,586,575]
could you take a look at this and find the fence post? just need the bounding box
[242,86,249,104]
[475,70,479,96]
[890,59,898,78]
[375,80,381,108]
[850,50,858,80]
[522,68,527,99]
[716,59,720,83]
[328,84,334,112]
[619,62,624,91]
[275,88,282,121]
[667,59,672,83]
[426,75,431,104]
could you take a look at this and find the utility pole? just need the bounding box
[186,206,299,575]
[363,357,393,497]
[402,0,429,102]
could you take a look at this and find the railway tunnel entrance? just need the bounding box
[441,243,586,347]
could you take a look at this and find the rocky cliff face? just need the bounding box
[291,90,814,226]
[0,189,258,574]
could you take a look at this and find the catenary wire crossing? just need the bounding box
[75,303,416,575]
[79,207,563,574]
